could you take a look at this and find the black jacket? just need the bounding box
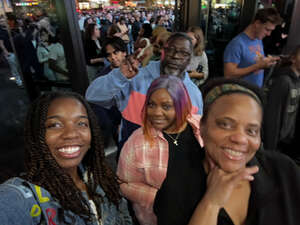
[154,150,300,225]
[264,67,300,152]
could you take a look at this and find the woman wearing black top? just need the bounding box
[84,23,105,82]
[154,78,300,225]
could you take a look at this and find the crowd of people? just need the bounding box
[1,5,300,225]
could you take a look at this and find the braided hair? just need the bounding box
[23,92,121,224]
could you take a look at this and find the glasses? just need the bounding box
[164,47,191,58]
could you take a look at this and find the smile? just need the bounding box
[223,148,245,160]
[58,146,80,154]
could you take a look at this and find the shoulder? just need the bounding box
[187,114,201,127]
[255,150,300,177]
[122,127,147,149]
[0,178,36,224]
[183,75,203,98]
[227,33,245,46]
[144,61,161,75]
[270,68,293,87]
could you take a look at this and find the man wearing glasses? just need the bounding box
[224,8,282,87]
[86,32,203,149]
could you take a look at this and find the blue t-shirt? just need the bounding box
[224,33,265,87]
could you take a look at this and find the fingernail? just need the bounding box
[247,175,254,181]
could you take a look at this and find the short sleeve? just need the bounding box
[223,38,242,64]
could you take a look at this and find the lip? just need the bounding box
[166,63,180,69]
[222,147,246,161]
[56,145,82,159]
[151,119,166,124]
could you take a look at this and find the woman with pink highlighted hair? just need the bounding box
[117,75,204,225]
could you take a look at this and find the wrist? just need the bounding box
[201,195,222,211]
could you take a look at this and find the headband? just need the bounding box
[204,83,262,107]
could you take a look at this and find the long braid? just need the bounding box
[22,92,121,224]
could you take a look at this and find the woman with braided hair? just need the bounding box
[0,92,132,225]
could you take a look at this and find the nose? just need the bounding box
[229,129,248,145]
[153,106,163,116]
[111,53,117,61]
[62,124,79,139]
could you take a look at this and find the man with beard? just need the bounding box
[86,32,203,149]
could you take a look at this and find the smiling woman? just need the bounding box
[117,75,203,225]
[154,78,300,225]
[0,92,132,225]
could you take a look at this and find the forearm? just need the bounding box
[90,57,104,65]
[85,68,130,108]
[49,60,68,76]
[189,71,204,79]
[224,63,260,78]
[188,197,220,225]
[120,182,157,209]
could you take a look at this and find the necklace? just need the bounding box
[164,132,181,146]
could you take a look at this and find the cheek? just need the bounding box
[168,110,176,121]
[45,131,56,147]
[82,130,92,144]
[250,137,261,153]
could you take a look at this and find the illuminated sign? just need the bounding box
[15,1,39,6]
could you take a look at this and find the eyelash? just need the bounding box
[217,121,231,129]
[46,121,89,129]
[78,121,89,127]
[162,105,172,110]
[247,128,259,137]
[46,122,62,129]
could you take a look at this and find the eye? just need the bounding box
[162,104,173,110]
[46,122,62,129]
[217,120,232,129]
[78,120,89,127]
[247,128,259,137]
[147,102,155,108]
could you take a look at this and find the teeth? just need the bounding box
[58,146,80,154]
[224,148,243,156]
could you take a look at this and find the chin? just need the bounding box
[220,162,246,173]
[164,69,180,77]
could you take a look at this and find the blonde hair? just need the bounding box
[187,26,205,56]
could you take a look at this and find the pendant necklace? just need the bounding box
[165,132,181,146]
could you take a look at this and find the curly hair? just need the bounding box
[22,92,121,224]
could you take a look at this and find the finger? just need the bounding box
[133,49,142,59]
[229,166,259,183]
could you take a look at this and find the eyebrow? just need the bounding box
[46,115,89,120]
[218,117,260,127]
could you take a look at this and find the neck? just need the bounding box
[244,24,256,40]
[91,36,97,41]
[65,167,86,191]
[164,121,188,134]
